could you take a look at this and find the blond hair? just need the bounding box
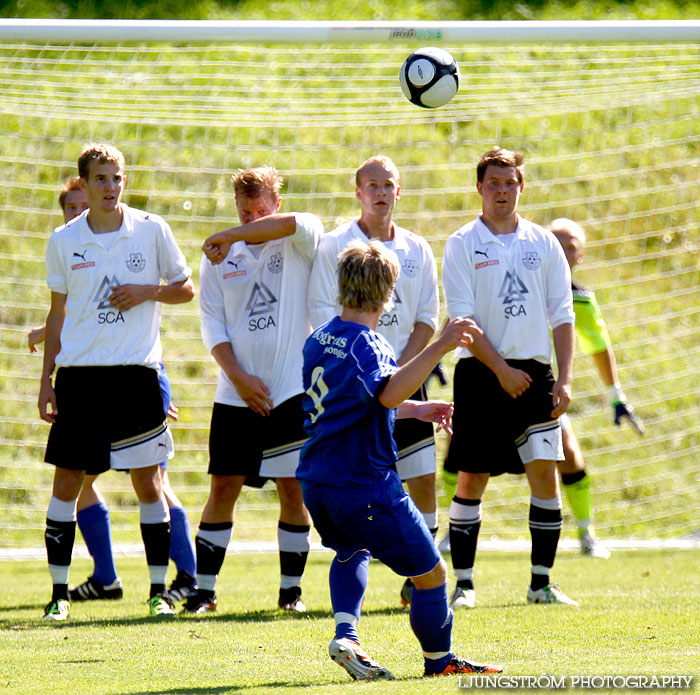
[232,166,283,199]
[355,155,400,187]
[78,143,126,180]
[477,147,524,184]
[337,240,399,313]
[550,218,586,245]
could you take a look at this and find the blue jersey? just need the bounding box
[297,316,399,489]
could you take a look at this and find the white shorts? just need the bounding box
[259,448,301,478]
[396,440,436,480]
[111,425,174,470]
[516,422,564,465]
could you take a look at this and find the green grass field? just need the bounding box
[1,549,698,695]
[0,2,698,691]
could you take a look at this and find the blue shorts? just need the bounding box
[301,471,440,578]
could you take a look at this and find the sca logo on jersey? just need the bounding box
[499,270,529,319]
[378,288,402,327]
[93,275,125,324]
[126,252,146,273]
[522,251,541,271]
[402,259,418,278]
[246,281,278,331]
[267,252,283,274]
[71,249,95,271]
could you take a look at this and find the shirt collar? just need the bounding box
[350,218,410,251]
[78,204,133,246]
[475,214,529,244]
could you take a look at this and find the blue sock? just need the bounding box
[329,550,370,643]
[77,502,118,586]
[169,505,196,576]
[410,584,454,675]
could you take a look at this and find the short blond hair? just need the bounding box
[337,240,399,313]
[355,155,400,187]
[550,218,586,245]
[232,166,283,200]
[78,143,126,180]
[58,176,85,212]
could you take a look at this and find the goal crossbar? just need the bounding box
[1,19,700,44]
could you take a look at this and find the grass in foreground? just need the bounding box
[0,549,697,695]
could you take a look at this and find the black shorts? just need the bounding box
[208,394,307,479]
[45,366,166,476]
[445,358,559,477]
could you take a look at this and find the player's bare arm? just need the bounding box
[108,277,195,311]
[380,318,480,409]
[396,321,434,367]
[399,399,454,435]
[28,325,46,353]
[466,325,532,398]
[202,213,298,264]
[38,292,66,423]
[210,341,273,417]
[551,321,575,418]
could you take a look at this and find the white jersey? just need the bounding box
[200,212,323,408]
[45,205,191,368]
[308,219,439,357]
[442,215,573,363]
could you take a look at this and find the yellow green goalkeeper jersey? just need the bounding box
[572,281,612,355]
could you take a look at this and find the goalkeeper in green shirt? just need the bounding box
[550,218,644,558]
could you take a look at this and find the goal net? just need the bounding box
[0,26,698,553]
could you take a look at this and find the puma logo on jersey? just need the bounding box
[71,249,95,270]
[475,249,489,258]
[224,259,247,279]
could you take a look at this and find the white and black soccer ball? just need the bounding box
[399,47,460,109]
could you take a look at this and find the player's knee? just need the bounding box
[412,556,447,590]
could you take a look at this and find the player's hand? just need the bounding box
[496,364,532,399]
[437,317,482,352]
[167,402,179,421]
[614,402,645,436]
[203,231,234,265]
[38,378,57,423]
[412,400,455,435]
[108,284,153,311]
[551,379,571,418]
[28,326,46,353]
[231,372,273,416]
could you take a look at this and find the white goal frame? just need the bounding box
[1,19,700,44]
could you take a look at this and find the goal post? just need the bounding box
[1,18,700,43]
[0,23,698,552]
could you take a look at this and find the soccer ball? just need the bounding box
[399,47,460,109]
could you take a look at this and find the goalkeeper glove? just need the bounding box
[608,384,644,436]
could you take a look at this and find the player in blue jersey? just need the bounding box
[297,239,503,680]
